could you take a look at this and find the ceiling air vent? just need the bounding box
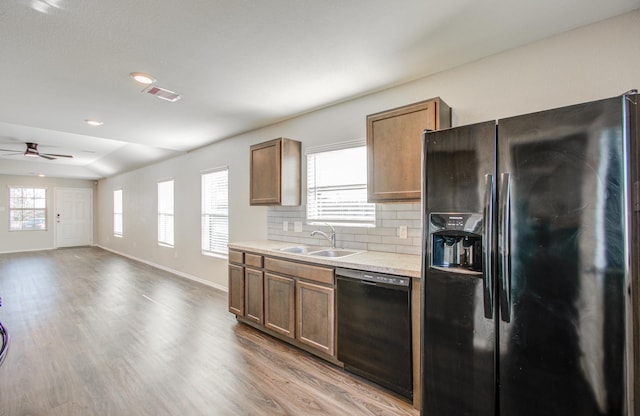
[142,85,181,102]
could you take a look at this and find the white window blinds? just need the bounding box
[307,145,375,226]
[157,180,174,247]
[9,187,47,231]
[113,189,123,237]
[201,168,229,256]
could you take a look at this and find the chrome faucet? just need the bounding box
[310,223,336,248]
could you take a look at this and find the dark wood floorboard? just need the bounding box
[0,247,418,416]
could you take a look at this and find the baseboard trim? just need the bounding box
[95,245,228,293]
[0,247,56,255]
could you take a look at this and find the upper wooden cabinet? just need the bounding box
[367,97,451,202]
[250,137,301,206]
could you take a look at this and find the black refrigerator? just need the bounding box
[421,92,639,415]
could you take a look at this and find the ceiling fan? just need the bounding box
[0,142,73,160]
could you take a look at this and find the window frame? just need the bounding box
[201,167,229,258]
[8,186,48,232]
[113,189,123,237]
[306,140,375,227]
[157,179,174,247]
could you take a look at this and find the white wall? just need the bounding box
[96,10,640,289]
[96,137,266,291]
[0,174,97,253]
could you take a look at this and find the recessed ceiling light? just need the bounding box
[37,173,46,177]
[85,119,103,126]
[130,72,156,85]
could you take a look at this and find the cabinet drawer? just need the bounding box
[245,253,264,268]
[229,250,244,265]
[265,258,334,285]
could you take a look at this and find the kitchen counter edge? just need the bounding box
[228,240,421,279]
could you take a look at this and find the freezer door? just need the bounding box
[497,96,631,415]
[421,121,496,416]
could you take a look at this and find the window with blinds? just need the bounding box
[307,144,375,226]
[157,180,174,247]
[201,168,229,257]
[9,187,47,231]
[113,189,123,237]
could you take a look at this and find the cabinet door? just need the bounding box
[367,97,451,202]
[250,139,282,205]
[296,280,335,356]
[228,264,245,316]
[264,273,295,338]
[245,267,264,325]
[250,138,301,206]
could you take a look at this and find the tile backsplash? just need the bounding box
[267,203,422,255]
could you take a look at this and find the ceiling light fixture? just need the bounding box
[85,119,103,126]
[24,147,39,157]
[130,72,156,85]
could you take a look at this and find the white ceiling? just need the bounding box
[1,0,638,179]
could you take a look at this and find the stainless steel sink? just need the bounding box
[279,245,323,254]
[308,249,361,258]
[279,246,362,258]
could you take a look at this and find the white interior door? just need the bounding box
[55,188,93,248]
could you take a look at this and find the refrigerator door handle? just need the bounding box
[499,172,511,322]
[482,174,494,319]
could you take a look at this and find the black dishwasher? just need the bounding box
[336,268,412,400]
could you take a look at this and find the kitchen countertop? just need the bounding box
[228,240,422,278]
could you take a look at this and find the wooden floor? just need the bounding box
[0,247,418,416]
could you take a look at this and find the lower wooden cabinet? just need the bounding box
[296,280,335,356]
[228,248,418,408]
[228,263,245,316]
[228,252,336,359]
[264,272,295,338]
[244,267,264,325]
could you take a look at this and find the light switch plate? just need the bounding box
[399,225,408,239]
[294,221,303,233]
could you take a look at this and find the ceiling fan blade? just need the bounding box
[1,143,73,160]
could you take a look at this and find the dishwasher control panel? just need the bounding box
[336,268,410,287]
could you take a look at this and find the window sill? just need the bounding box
[202,251,228,260]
